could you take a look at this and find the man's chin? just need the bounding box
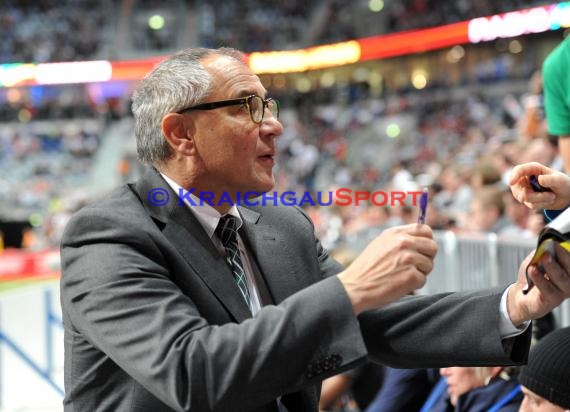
[254,179,275,194]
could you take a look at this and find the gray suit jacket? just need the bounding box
[60,168,530,412]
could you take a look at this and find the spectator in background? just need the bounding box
[519,137,558,168]
[422,312,558,412]
[470,159,502,190]
[425,366,522,412]
[518,327,570,412]
[390,160,414,187]
[464,186,509,233]
[319,362,386,412]
[365,367,440,412]
[518,70,546,142]
[433,164,473,226]
[542,35,570,173]
[0,0,113,64]
[499,189,537,239]
[494,137,526,186]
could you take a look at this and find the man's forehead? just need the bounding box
[202,54,247,75]
[201,54,263,96]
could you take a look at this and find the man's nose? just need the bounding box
[260,115,283,139]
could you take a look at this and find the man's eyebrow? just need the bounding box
[234,90,266,98]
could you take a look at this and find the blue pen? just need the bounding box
[417,188,428,224]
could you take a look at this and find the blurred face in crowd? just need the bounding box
[519,387,569,412]
[520,138,555,166]
[440,366,494,406]
[469,199,499,232]
[440,167,464,192]
[176,54,283,199]
[503,192,530,227]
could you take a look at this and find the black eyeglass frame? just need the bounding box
[177,94,279,124]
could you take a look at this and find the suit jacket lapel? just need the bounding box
[132,168,251,322]
[239,207,311,304]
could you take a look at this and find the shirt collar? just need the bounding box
[160,173,242,239]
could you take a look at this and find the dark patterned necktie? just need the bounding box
[215,215,251,306]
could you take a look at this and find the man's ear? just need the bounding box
[161,113,196,155]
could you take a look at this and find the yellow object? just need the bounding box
[529,238,570,267]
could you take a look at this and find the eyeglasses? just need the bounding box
[177,94,279,124]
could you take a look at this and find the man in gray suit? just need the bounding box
[60,48,570,412]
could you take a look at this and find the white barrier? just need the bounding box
[0,282,63,412]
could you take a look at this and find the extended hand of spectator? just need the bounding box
[509,161,570,210]
[337,224,438,314]
[508,244,570,326]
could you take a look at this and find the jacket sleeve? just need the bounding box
[307,209,531,367]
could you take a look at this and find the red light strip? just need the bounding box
[358,21,470,61]
[110,57,165,81]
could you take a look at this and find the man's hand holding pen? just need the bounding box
[338,187,436,315]
[338,224,438,315]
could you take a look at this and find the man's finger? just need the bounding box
[509,162,547,184]
[412,236,438,259]
[541,253,570,295]
[416,254,434,275]
[529,265,564,300]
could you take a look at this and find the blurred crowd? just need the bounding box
[197,0,312,52]
[0,119,102,248]
[0,0,552,64]
[0,0,114,64]
[0,63,553,253]
[272,69,552,252]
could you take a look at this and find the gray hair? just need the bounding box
[131,47,245,166]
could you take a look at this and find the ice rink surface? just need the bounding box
[0,281,63,412]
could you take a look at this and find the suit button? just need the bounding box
[306,354,343,378]
[306,362,319,378]
[330,354,342,368]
